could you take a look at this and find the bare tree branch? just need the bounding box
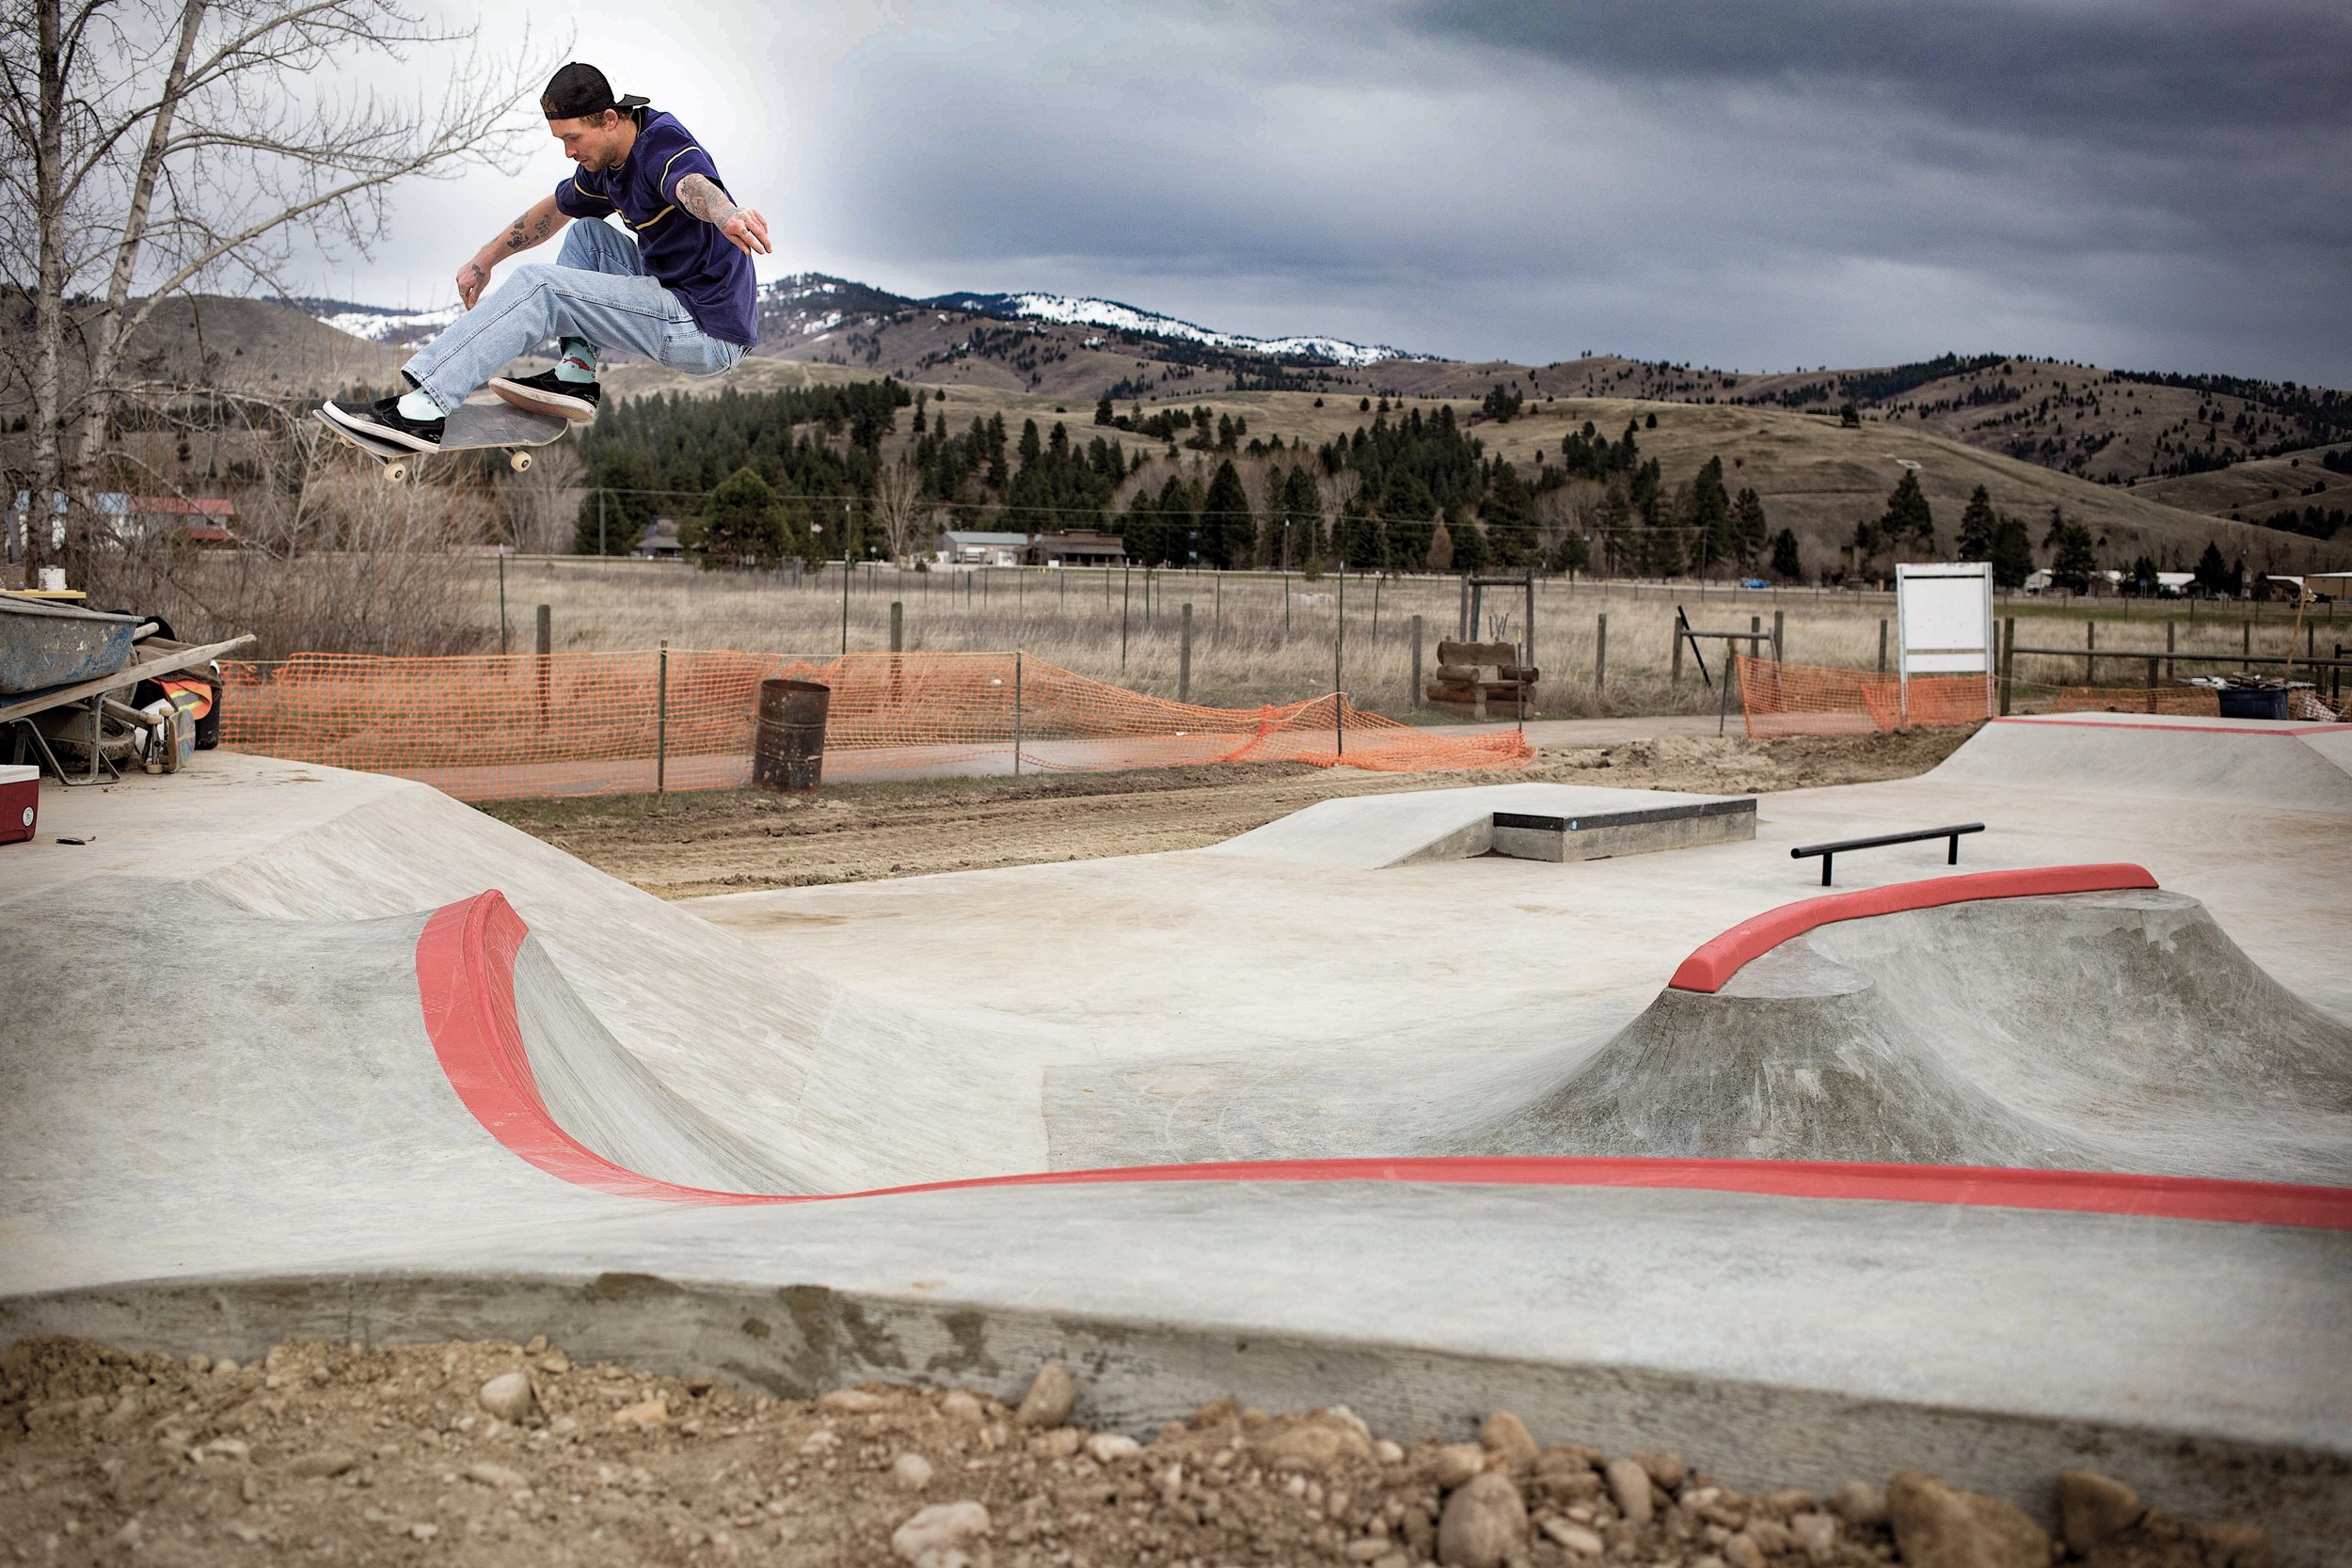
[4,0,562,580]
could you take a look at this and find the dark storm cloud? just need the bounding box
[1410,0,2352,138]
[502,0,2346,384]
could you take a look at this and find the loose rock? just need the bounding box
[477,1371,534,1422]
[609,1398,667,1428]
[1257,1412,1375,1472]
[1437,1469,1527,1568]
[1084,1433,1141,1464]
[2057,1468,2144,1553]
[891,1499,991,1567]
[1014,1363,1074,1429]
[891,1451,934,1491]
[1480,1411,1538,1473]
[939,1390,985,1423]
[1789,1511,1841,1558]
[1604,1456,1655,1527]
[1541,1517,1605,1556]
[282,1451,356,1479]
[1831,1480,1889,1528]
[1887,1468,2051,1568]
[1632,1449,1686,1491]
[1724,1531,1766,1568]
[463,1462,527,1490]
[1425,1443,1487,1489]
[819,1387,886,1415]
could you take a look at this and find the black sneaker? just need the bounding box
[323,395,444,451]
[488,369,600,421]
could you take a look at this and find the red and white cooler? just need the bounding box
[0,765,36,846]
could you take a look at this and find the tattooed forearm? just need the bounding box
[503,206,563,251]
[676,174,740,227]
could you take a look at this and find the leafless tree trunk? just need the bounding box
[868,454,934,565]
[0,0,554,582]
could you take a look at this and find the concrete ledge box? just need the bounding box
[0,765,37,845]
[1491,798,1756,863]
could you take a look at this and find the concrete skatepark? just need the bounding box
[3,713,2348,1560]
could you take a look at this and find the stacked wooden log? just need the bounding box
[1426,640,1540,717]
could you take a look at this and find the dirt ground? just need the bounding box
[481,729,1979,899]
[0,1336,2265,1568]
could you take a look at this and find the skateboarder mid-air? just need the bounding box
[322,62,770,452]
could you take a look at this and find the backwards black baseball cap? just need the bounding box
[540,62,649,121]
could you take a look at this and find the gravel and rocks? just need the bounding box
[0,1335,2275,1568]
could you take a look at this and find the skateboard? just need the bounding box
[315,399,571,483]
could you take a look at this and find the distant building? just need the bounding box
[634,517,684,561]
[937,530,1027,566]
[127,496,239,546]
[1022,531,1125,567]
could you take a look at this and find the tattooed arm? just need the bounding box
[676,173,772,257]
[456,196,571,308]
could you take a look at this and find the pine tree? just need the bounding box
[1482,462,1538,565]
[1732,487,1769,570]
[2192,540,2231,595]
[1687,456,1733,576]
[1379,469,1437,569]
[1991,517,2035,588]
[573,448,659,555]
[1094,395,1114,426]
[683,467,787,569]
[2051,520,2098,594]
[1450,515,1492,572]
[1595,484,1633,575]
[1769,528,1803,580]
[1880,471,1934,557]
[1200,460,1254,568]
[1549,528,1591,578]
[1956,485,1997,560]
[1280,465,1327,568]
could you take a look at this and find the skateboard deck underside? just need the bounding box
[315,401,571,461]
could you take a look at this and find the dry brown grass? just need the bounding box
[450,557,2344,718]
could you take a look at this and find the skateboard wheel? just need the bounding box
[509,449,533,473]
[383,462,408,483]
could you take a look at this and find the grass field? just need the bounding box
[460,555,2351,720]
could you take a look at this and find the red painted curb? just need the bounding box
[1667,863,2160,994]
[415,891,2351,1230]
[1992,718,2352,736]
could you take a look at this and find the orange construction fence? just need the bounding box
[2048,685,2221,718]
[1736,655,1995,737]
[216,649,1533,802]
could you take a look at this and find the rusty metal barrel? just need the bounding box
[751,678,829,793]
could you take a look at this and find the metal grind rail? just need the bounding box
[1791,822,1985,887]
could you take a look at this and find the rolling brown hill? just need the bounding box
[10,286,2344,576]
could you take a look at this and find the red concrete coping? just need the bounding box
[1668,863,2160,995]
[416,889,2350,1230]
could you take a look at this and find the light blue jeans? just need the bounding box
[404,219,745,413]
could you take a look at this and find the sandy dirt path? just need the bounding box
[481,730,1978,899]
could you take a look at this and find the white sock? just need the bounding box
[396,388,444,420]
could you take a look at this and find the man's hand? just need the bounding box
[677,174,770,256]
[456,261,491,309]
[721,209,771,257]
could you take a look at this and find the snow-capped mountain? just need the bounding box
[921,291,1417,367]
[291,273,1439,368]
[280,298,464,345]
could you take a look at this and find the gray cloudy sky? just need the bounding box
[339,1,2351,384]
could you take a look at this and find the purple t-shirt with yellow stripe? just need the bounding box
[554,109,757,347]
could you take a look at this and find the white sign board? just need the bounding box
[1897,562,1994,717]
